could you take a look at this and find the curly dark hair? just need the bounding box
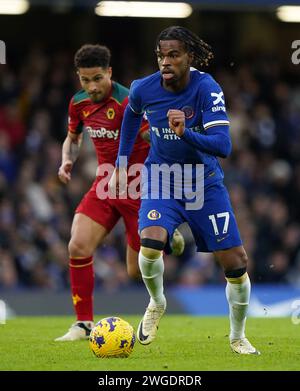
[74,44,111,69]
[156,26,213,68]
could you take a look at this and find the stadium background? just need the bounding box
[0,0,300,317]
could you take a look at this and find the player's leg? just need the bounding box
[119,198,185,281]
[68,213,107,320]
[188,181,259,354]
[56,181,120,342]
[116,199,141,279]
[125,231,185,280]
[214,246,260,355]
[137,225,168,344]
[139,226,168,306]
[55,213,108,341]
[170,228,185,256]
[125,245,140,279]
[136,200,184,345]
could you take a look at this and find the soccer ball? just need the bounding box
[89,316,135,358]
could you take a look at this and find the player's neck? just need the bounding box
[102,82,113,101]
[162,72,190,93]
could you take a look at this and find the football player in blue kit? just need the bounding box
[110,26,260,355]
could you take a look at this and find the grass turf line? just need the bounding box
[0,316,299,371]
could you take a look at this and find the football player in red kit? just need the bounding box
[56,44,184,341]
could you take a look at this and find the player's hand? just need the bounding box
[167,109,185,137]
[58,160,73,184]
[108,167,128,197]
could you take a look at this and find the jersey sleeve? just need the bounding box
[201,77,230,130]
[180,75,232,158]
[139,114,149,134]
[128,80,144,115]
[121,94,148,134]
[116,106,143,167]
[68,98,83,134]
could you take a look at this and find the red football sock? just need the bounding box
[69,256,94,322]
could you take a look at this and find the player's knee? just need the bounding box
[141,246,162,260]
[224,266,247,282]
[224,248,249,280]
[140,238,165,257]
[235,247,248,268]
[68,238,90,258]
[226,246,248,270]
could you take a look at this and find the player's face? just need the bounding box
[156,40,193,90]
[77,67,112,102]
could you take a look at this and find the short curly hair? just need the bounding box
[74,44,111,69]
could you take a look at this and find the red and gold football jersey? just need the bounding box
[68,81,149,168]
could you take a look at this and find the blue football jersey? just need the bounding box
[128,68,230,186]
[116,68,242,251]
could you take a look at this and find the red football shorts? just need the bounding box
[75,177,140,252]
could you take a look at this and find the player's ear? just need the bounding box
[107,66,112,78]
[76,70,83,86]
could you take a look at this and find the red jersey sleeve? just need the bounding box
[121,96,149,134]
[139,116,149,134]
[68,97,84,134]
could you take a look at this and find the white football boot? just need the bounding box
[55,321,94,341]
[137,299,166,345]
[171,229,185,256]
[230,338,261,355]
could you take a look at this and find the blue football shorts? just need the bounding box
[139,181,242,252]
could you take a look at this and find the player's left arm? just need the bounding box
[116,81,145,167]
[121,96,150,144]
[168,81,232,158]
[63,131,83,164]
[109,82,144,195]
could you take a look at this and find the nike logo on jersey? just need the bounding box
[82,110,90,118]
[211,92,225,105]
[146,109,157,114]
[216,234,229,243]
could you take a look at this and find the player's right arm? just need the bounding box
[58,97,84,184]
[169,77,231,158]
[58,132,83,184]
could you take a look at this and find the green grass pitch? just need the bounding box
[0,316,299,371]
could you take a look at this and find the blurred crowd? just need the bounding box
[0,45,300,291]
